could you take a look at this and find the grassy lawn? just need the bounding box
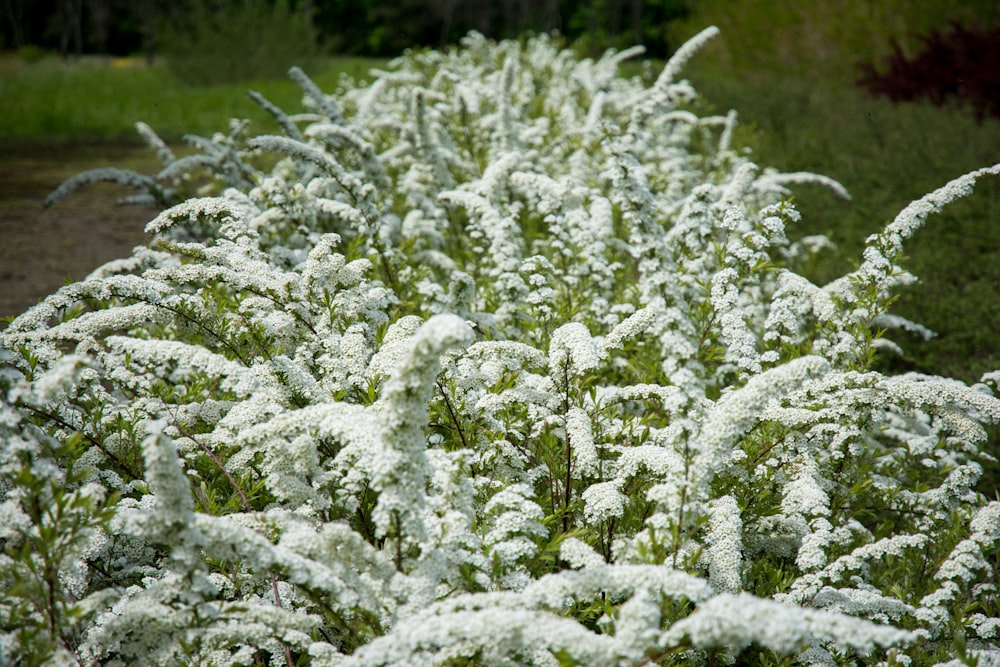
[0,54,383,142]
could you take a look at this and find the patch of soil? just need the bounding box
[0,141,161,326]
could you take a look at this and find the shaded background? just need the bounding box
[1,0,690,63]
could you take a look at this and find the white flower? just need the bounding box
[549,322,599,377]
[663,593,913,656]
[582,480,626,525]
[560,537,605,569]
[565,407,599,478]
[705,495,743,593]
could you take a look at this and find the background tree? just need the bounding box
[159,0,321,85]
[0,0,691,60]
[2,0,25,48]
[55,0,83,58]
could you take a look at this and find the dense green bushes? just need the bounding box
[1,0,691,63]
[160,0,322,85]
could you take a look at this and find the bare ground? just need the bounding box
[0,142,160,325]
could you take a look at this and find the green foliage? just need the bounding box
[566,0,690,57]
[3,0,694,60]
[670,0,1000,80]
[160,0,322,86]
[0,54,382,140]
[0,415,119,664]
[15,44,47,63]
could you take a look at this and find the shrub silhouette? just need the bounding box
[858,22,1000,121]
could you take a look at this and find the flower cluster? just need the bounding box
[3,27,1000,666]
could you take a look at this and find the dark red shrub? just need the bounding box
[858,23,1000,121]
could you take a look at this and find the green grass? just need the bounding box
[0,54,384,142]
[685,62,1000,384]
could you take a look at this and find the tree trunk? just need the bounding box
[72,0,83,56]
[2,0,23,49]
[630,0,642,46]
[541,0,560,32]
[465,0,492,35]
[57,0,84,59]
[424,0,459,48]
[87,0,110,53]
[139,0,157,65]
[609,0,623,39]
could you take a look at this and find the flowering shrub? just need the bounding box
[4,27,1000,666]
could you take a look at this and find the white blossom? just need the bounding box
[582,479,626,525]
[662,593,913,656]
[704,495,743,593]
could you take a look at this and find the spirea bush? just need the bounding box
[4,27,1000,666]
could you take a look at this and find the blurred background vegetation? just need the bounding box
[1,0,999,384]
[6,0,998,75]
[1,0,690,75]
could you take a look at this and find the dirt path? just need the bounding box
[0,142,160,325]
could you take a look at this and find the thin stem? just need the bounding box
[436,379,468,451]
[23,405,141,481]
[173,421,251,511]
[562,361,572,534]
[92,289,251,366]
[193,482,213,514]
